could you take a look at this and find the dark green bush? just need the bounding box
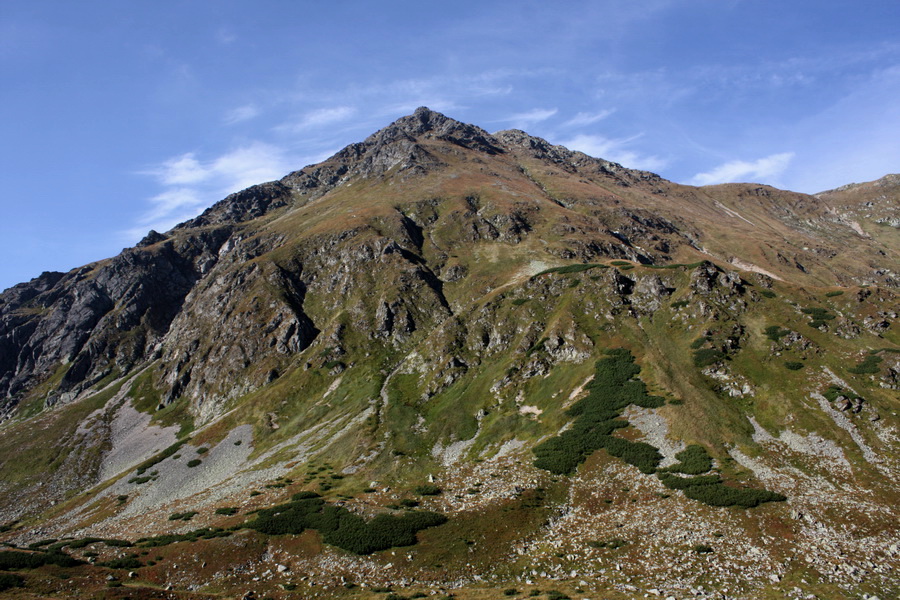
[682,484,786,508]
[784,361,805,370]
[196,447,208,454]
[759,290,776,298]
[533,263,605,277]
[801,307,836,328]
[848,355,883,375]
[664,445,713,475]
[533,349,663,475]
[414,484,442,496]
[168,511,197,521]
[215,507,238,516]
[0,550,81,570]
[243,492,447,554]
[693,348,726,367]
[512,298,528,306]
[694,544,714,554]
[764,325,791,342]
[0,572,24,591]
[504,589,519,596]
[690,337,709,349]
[825,291,844,297]
[609,261,631,266]
[136,527,232,547]
[128,476,152,485]
[588,538,627,549]
[98,556,142,569]
[135,440,187,476]
[657,473,721,490]
[186,459,202,468]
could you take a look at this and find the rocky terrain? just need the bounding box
[0,108,897,600]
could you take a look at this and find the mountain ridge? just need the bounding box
[0,108,897,600]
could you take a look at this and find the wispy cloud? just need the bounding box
[503,108,558,129]
[224,104,259,125]
[563,109,615,127]
[130,142,299,239]
[560,133,668,172]
[276,106,357,133]
[690,152,795,186]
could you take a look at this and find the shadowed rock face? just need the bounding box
[1,108,896,418]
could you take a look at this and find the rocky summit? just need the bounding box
[0,107,897,600]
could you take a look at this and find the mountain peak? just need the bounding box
[365,107,504,155]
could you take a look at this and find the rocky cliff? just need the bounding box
[0,108,897,600]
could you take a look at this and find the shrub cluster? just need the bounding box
[168,511,197,522]
[0,572,23,592]
[663,445,713,475]
[848,354,883,375]
[533,349,664,475]
[692,348,726,368]
[0,550,81,570]
[532,263,606,277]
[135,440,187,476]
[97,555,142,569]
[657,473,785,507]
[758,290,776,298]
[413,484,442,496]
[764,325,791,342]
[244,492,447,555]
[801,307,836,328]
[136,527,232,547]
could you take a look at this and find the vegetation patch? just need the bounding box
[693,348,726,368]
[801,307,836,328]
[97,555,142,569]
[670,300,689,309]
[533,349,664,475]
[759,289,776,298]
[588,538,628,549]
[533,263,606,277]
[822,385,862,403]
[136,528,233,547]
[764,325,791,342]
[511,298,529,306]
[168,511,197,522]
[0,572,24,592]
[414,484,442,496]
[135,440,187,476]
[215,507,238,515]
[244,492,447,555]
[784,361,805,370]
[824,291,844,297]
[0,550,81,570]
[848,354,883,375]
[663,445,713,475]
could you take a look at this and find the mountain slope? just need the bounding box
[0,108,897,600]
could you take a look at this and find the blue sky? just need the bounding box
[2,0,899,290]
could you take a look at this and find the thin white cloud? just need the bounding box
[277,106,356,133]
[561,133,668,172]
[224,104,259,125]
[563,109,615,127]
[690,152,795,186]
[132,142,298,237]
[504,108,558,128]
